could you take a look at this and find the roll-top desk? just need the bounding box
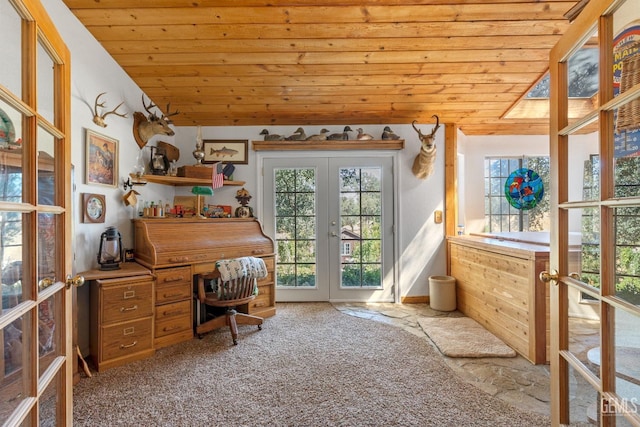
[133,217,276,349]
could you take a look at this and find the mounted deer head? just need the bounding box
[411,115,440,180]
[92,92,127,128]
[132,94,179,148]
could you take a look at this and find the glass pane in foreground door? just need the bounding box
[274,168,317,288]
[339,167,382,288]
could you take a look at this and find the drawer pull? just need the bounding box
[252,249,264,254]
[168,257,189,263]
[162,275,185,283]
[123,290,135,299]
[254,302,266,307]
[120,341,138,349]
[162,309,184,316]
[163,325,181,332]
[163,292,183,299]
[123,326,135,335]
[120,305,138,312]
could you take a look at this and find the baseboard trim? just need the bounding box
[400,295,429,304]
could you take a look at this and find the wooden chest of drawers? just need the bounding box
[153,266,193,348]
[88,264,155,372]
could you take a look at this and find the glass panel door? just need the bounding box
[1,0,73,425]
[263,156,395,302]
[547,0,640,425]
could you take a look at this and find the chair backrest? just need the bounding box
[216,275,256,301]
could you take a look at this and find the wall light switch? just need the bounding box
[434,210,443,224]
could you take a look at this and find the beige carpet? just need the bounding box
[74,303,543,426]
[418,316,517,358]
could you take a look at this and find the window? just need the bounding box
[484,156,550,232]
[341,241,351,256]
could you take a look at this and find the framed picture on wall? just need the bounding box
[86,129,118,187]
[203,139,248,165]
[82,193,106,223]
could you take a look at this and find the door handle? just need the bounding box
[66,274,85,289]
[331,232,338,237]
[539,269,559,286]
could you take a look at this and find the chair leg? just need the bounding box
[197,308,263,345]
[234,312,264,330]
[227,310,239,345]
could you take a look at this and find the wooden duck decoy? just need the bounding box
[260,129,285,141]
[305,129,330,141]
[327,126,353,140]
[381,126,401,140]
[356,128,374,140]
[285,127,306,140]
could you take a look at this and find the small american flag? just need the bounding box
[211,171,224,189]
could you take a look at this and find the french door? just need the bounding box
[1,0,76,425]
[544,0,640,425]
[263,156,395,302]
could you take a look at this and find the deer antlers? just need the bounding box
[142,94,179,123]
[412,115,440,148]
[92,92,127,127]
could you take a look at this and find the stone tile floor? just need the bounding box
[332,302,600,420]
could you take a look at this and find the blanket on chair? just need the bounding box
[216,256,268,282]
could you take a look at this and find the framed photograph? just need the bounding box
[82,193,106,223]
[203,139,248,165]
[86,129,118,187]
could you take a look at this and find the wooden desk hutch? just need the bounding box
[85,217,275,372]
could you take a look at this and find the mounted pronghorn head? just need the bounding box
[411,115,440,180]
[132,94,179,148]
[92,92,127,128]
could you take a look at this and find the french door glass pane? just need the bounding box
[0,1,22,96]
[565,32,599,130]
[569,299,601,381]
[38,213,56,287]
[614,206,640,305]
[40,370,60,427]
[339,167,382,289]
[37,39,55,125]
[38,294,60,377]
[0,310,30,419]
[274,168,317,288]
[614,308,640,407]
[0,100,23,204]
[37,127,56,206]
[1,212,24,316]
[568,364,599,425]
[568,132,600,204]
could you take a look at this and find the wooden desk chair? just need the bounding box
[196,270,263,345]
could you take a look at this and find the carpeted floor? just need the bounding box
[73,303,549,426]
[417,316,517,358]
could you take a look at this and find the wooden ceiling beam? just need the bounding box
[86,21,571,41]
[132,73,543,87]
[100,36,562,54]
[63,0,578,9]
[143,83,532,97]
[70,4,574,26]
[124,63,549,78]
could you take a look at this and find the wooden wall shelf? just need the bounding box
[252,139,404,151]
[130,174,245,187]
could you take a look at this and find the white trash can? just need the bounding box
[429,275,456,311]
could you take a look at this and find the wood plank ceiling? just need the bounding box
[61,0,581,135]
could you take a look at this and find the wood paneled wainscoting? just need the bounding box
[447,233,552,364]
